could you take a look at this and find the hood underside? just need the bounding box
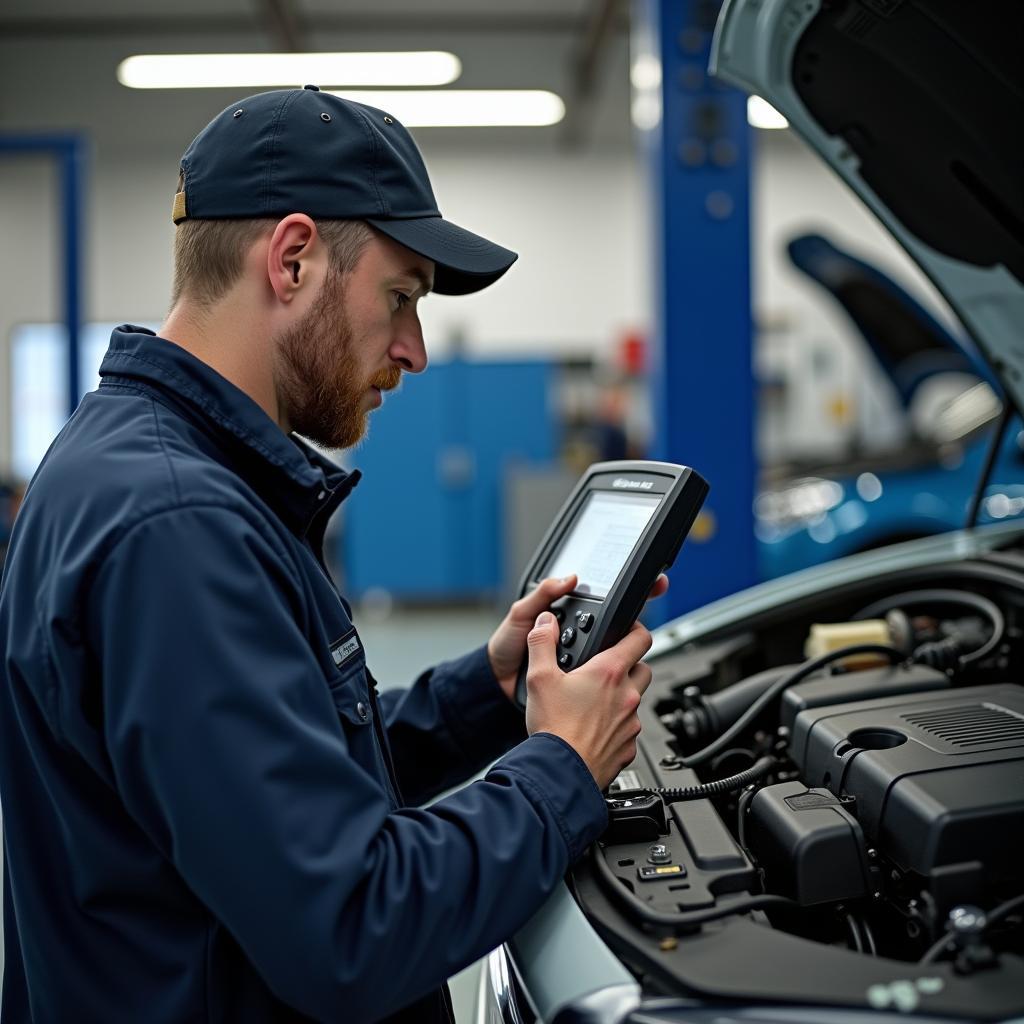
[711,0,1024,416]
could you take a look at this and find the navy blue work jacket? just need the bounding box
[0,327,607,1023]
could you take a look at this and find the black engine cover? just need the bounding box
[790,683,1024,880]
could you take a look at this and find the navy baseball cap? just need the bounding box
[173,86,517,295]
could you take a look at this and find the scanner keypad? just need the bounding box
[547,596,600,672]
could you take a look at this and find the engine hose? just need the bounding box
[853,588,1005,668]
[653,756,776,802]
[680,644,904,768]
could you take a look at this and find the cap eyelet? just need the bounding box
[383,115,394,125]
[320,112,332,122]
[232,109,244,118]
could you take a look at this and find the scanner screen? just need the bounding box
[545,491,661,598]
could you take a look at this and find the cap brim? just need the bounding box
[366,216,517,296]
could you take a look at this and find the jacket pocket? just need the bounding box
[328,657,374,729]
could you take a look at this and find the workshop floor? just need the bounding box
[354,602,505,1023]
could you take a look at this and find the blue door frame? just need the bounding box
[0,134,87,419]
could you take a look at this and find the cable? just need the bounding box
[679,645,903,767]
[919,893,1024,964]
[919,934,954,964]
[860,915,878,957]
[591,843,797,930]
[853,589,1005,668]
[652,756,776,802]
[709,747,757,774]
[736,784,758,856]
[844,913,864,953]
[987,892,1024,926]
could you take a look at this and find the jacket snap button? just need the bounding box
[356,701,368,721]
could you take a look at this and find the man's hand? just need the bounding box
[526,616,654,789]
[487,573,669,703]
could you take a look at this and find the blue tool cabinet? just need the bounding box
[340,359,555,600]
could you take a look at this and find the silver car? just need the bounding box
[479,1,1024,1021]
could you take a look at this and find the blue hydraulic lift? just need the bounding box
[0,134,87,420]
[635,0,757,620]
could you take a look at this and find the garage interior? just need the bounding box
[2,2,1016,1021]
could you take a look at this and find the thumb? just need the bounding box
[526,611,559,675]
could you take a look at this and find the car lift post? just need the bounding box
[0,134,87,420]
[634,0,757,619]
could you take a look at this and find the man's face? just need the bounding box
[275,231,433,449]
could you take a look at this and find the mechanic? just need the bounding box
[0,88,660,1023]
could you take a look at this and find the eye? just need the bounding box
[392,291,411,312]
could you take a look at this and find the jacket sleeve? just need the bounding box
[373,646,528,805]
[86,505,607,1023]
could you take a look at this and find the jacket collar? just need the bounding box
[99,326,360,534]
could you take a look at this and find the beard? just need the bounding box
[275,271,401,450]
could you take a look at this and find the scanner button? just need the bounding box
[558,653,573,669]
[560,626,577,647]
[576,612,594,632]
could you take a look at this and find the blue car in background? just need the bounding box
[757,232,1022,578]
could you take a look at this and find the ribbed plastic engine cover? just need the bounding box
[790,683,1024,879]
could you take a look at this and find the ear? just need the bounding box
[266,214,322,304]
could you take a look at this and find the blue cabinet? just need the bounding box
[341,359,555,600]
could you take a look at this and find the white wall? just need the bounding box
[0,146,650,346]
[0,128,962,475]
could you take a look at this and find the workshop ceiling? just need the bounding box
[0,0,634,157]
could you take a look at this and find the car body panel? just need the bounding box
[505,881,637,1021]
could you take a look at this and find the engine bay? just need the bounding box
[573,544,1024,1018]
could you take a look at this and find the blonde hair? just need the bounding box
[171,197,373,309]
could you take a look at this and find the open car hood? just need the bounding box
[787,232,996,409]
[711,0,1024,418]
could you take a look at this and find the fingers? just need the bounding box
[647,573,670,600]
[525,610,559,679]
[516,575,577,621]
[612,620,654,667]
[628,660,654,696]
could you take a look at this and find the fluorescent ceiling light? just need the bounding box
[118,52,461,89]
[630,93,661,131]
[747,95,789,130]
[630,54,662,91]
[329,90,565,127]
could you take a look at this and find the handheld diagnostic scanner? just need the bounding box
[514,460,708,708]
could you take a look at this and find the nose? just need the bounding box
[389,317,428,374]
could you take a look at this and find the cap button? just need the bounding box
[303,84,321,91]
